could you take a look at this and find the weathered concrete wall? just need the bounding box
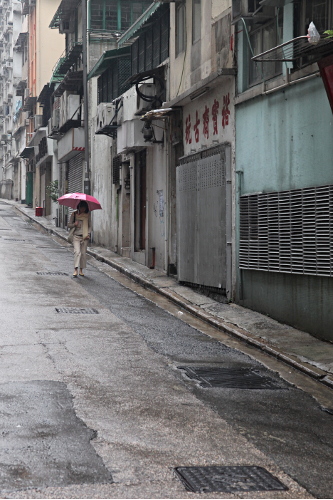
[236,78,333,194]
[235,77,333,340]
[0,180,13,200]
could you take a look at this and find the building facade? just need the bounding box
[234,0,333,340]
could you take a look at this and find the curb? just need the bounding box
[14,205,333,390]
[87,249,331,388]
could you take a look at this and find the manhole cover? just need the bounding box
[37,272,68,276]
[178,366,285,389]
[174,466,288,493]
[55,307,99,314]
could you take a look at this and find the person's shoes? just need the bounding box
[79,273,84,276]
[73,271,78,277]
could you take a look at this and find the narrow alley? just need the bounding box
[0,201,332,499]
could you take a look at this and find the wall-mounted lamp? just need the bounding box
[189,87,210,101]
[141,120,163,144]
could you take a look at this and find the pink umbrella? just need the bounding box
[57,193,102,211]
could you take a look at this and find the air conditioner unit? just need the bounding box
[96,102,115,131]
[47,117,52,137]
[1,134,8,141]
[136,83,156,113]
[33,114,42,131]
[6,61,12,68]
[67,94,80,121]
[52,108,60,130]
[59,93,80,128]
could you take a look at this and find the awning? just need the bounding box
[51,57,66,83]
[20,147,35,159]
[88,47,130,80]
[22,96,37,112]
[56,43,83,74]
[38,84,54,105]
[49,0,80,28]
[53,70,83,97]
[118,2,162,47]
[14,32,28,51]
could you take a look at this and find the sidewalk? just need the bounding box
[9,201,333,390]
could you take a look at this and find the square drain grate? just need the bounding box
[175,466,288,493]
[178,366,285,389]
[37,272,68,276]
[55,307,99,314]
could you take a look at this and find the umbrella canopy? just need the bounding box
[57,193,102,211]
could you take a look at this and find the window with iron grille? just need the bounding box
[248,13,283,87]
[304,0,332,34]
[97,58,131,104]
[89,0,151,32]
[131,4,169,75]
[239,184,333,277]
[112,155,121,185]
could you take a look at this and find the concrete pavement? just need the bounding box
[9,200,333,394]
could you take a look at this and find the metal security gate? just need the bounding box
[176,144,231,294]
[68,153,84,194]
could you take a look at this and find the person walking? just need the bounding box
[67,201,91,277]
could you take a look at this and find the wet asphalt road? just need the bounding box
[0,202,332,498]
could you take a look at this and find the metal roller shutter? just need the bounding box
[68,153,84,194]
[177,144,230,292]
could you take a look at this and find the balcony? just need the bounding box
[53,70,83,98]
[56,42,83,75]
[252,35,333,65]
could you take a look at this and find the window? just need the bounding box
[176,3,185,56]
[249,14,283,87]
[192,0,201,44]
[304,0,332,34]
[97,58,131,104]
[89,0,151,32]
[131,5,170,76]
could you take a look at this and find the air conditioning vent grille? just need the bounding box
[239,184,333,276]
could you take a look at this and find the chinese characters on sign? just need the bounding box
[185,93,231,145]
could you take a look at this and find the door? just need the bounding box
[134,150,146,251]
[26,171,33,207]
[176,144,231,293]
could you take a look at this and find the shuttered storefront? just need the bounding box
[68,153,84,194]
